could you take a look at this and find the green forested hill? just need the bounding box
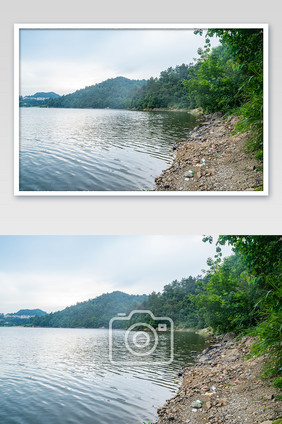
[128,64,196,110]
[31,291,147,328]
[45,77,146,109]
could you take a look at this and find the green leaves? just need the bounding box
[138,276,199,328]
[190,29,264,158]
[183,44,247,114]
[211,236,282,382]
[191,253,262,333]
[129,63,196,110]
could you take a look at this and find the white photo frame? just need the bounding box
[14,23,268,196]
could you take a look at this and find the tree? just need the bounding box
[209,236,282,379]
[137,277,199,328]
[183,45,246,113]
[191,254,263,333]
[195,29,264,159]
[129,64,195,110]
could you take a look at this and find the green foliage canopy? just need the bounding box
[129,64,195,110]
[183,45,246,113]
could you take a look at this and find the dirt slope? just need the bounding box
[156,335,281,424]
[154,115,263,192]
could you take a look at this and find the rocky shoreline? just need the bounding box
[154,114,263,192]
[155,334,281,424]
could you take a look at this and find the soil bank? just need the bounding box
[155,334,281,424]
[154,114,263,192]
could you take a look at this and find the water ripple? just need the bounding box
[0,328,207,424]
[19,108,198,191]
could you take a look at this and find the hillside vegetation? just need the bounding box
[31,291,147,328]
[45,77,146,109]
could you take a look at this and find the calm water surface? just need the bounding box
[19,108,198,191]
[0,327,207,424]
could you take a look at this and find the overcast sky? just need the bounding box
[19,28,219,96]
[0,235,232,314]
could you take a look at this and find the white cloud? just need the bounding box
[20,60,119,96]
[0,272,113,313]
[19,29,220,96]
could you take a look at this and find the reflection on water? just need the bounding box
[0,327,207,424]
[19,108,198,191]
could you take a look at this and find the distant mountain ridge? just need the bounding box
[20,92,60,107]
[25,92,60,99]
[10,309,47,317]
[0,308,47,326]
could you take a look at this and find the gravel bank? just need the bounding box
[154,114,263,192]
[156,334,281,424]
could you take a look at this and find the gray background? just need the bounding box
[0,0,280,235]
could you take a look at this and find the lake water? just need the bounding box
[0,327,207,424]
[19,108,198,191]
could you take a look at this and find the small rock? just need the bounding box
[184,170,194,178]
[204,392,216,398]
[198,354,210,362]
[265,394,275,400]
[192,400,202,409]
[222,332,237,342]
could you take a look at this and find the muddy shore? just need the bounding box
[155,334,281,424]
[154,114,263,192]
